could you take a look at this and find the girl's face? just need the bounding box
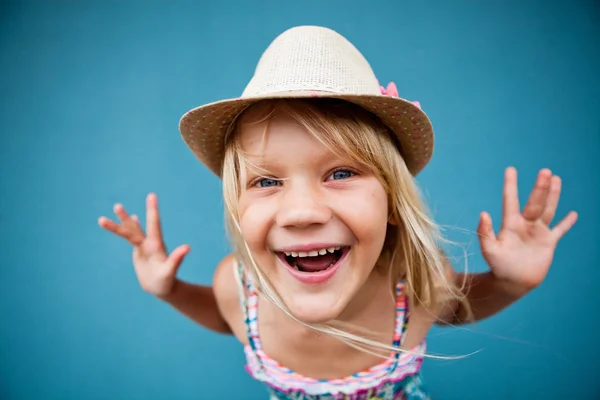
[237,114,390,324]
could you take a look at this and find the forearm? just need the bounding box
[159,280,232,334]
[451,272,529,325]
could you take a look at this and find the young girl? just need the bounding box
[98,26,577,399]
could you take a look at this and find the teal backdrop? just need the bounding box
[1,1,598,399]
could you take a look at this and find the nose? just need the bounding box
[275,181,332,228]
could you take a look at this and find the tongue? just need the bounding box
[295,254,337,272]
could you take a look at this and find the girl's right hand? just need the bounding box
[98,193,191,298]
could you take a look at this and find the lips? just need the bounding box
[275,246,349,284]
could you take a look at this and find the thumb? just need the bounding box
[166,244,191,274]
[478,212,497,252]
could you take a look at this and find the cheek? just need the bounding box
[372,188,390,225]
[353,188,389,234]
[366,206,389,246]
[353,188,390,257]
[238,199,273,249]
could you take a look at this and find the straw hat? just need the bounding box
[179,25,434,177]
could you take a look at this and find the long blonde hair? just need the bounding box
[221,98,470,358]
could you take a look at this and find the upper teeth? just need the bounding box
[284,247,340,258]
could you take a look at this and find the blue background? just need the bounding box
[1,1,598,399]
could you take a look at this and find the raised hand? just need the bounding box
[98,193,190,298]
[477,167,578,291]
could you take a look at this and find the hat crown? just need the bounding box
[242,26,381,97]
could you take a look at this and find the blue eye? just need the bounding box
[330,169,354,180]
[256,178,280,188]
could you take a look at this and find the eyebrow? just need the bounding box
[245,151,361,180]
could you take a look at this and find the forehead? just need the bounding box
[237,113,325,154]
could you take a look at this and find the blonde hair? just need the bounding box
[221,98,471,359]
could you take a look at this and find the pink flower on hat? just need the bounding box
[380,81,399,97]
[380,81,422,110]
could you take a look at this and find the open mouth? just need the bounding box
[277,246,348,273]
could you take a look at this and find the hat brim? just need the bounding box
[179,91,434,177]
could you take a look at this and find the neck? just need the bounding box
[333,268,397,338]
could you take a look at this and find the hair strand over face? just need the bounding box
[221,98,472,360]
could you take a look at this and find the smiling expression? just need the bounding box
[236,111,391,324]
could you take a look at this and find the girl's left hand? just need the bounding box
[477,167,578,292]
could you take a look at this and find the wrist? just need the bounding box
[488,271,534,299]
[156,279,183,303]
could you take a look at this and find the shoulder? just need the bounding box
[212,253,241,314]
[212,253,248,343]
[213,253,237,288]
[403,254,459,346]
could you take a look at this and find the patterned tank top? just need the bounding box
[234,262,431,399]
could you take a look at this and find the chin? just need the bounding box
[280,291,350,325]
